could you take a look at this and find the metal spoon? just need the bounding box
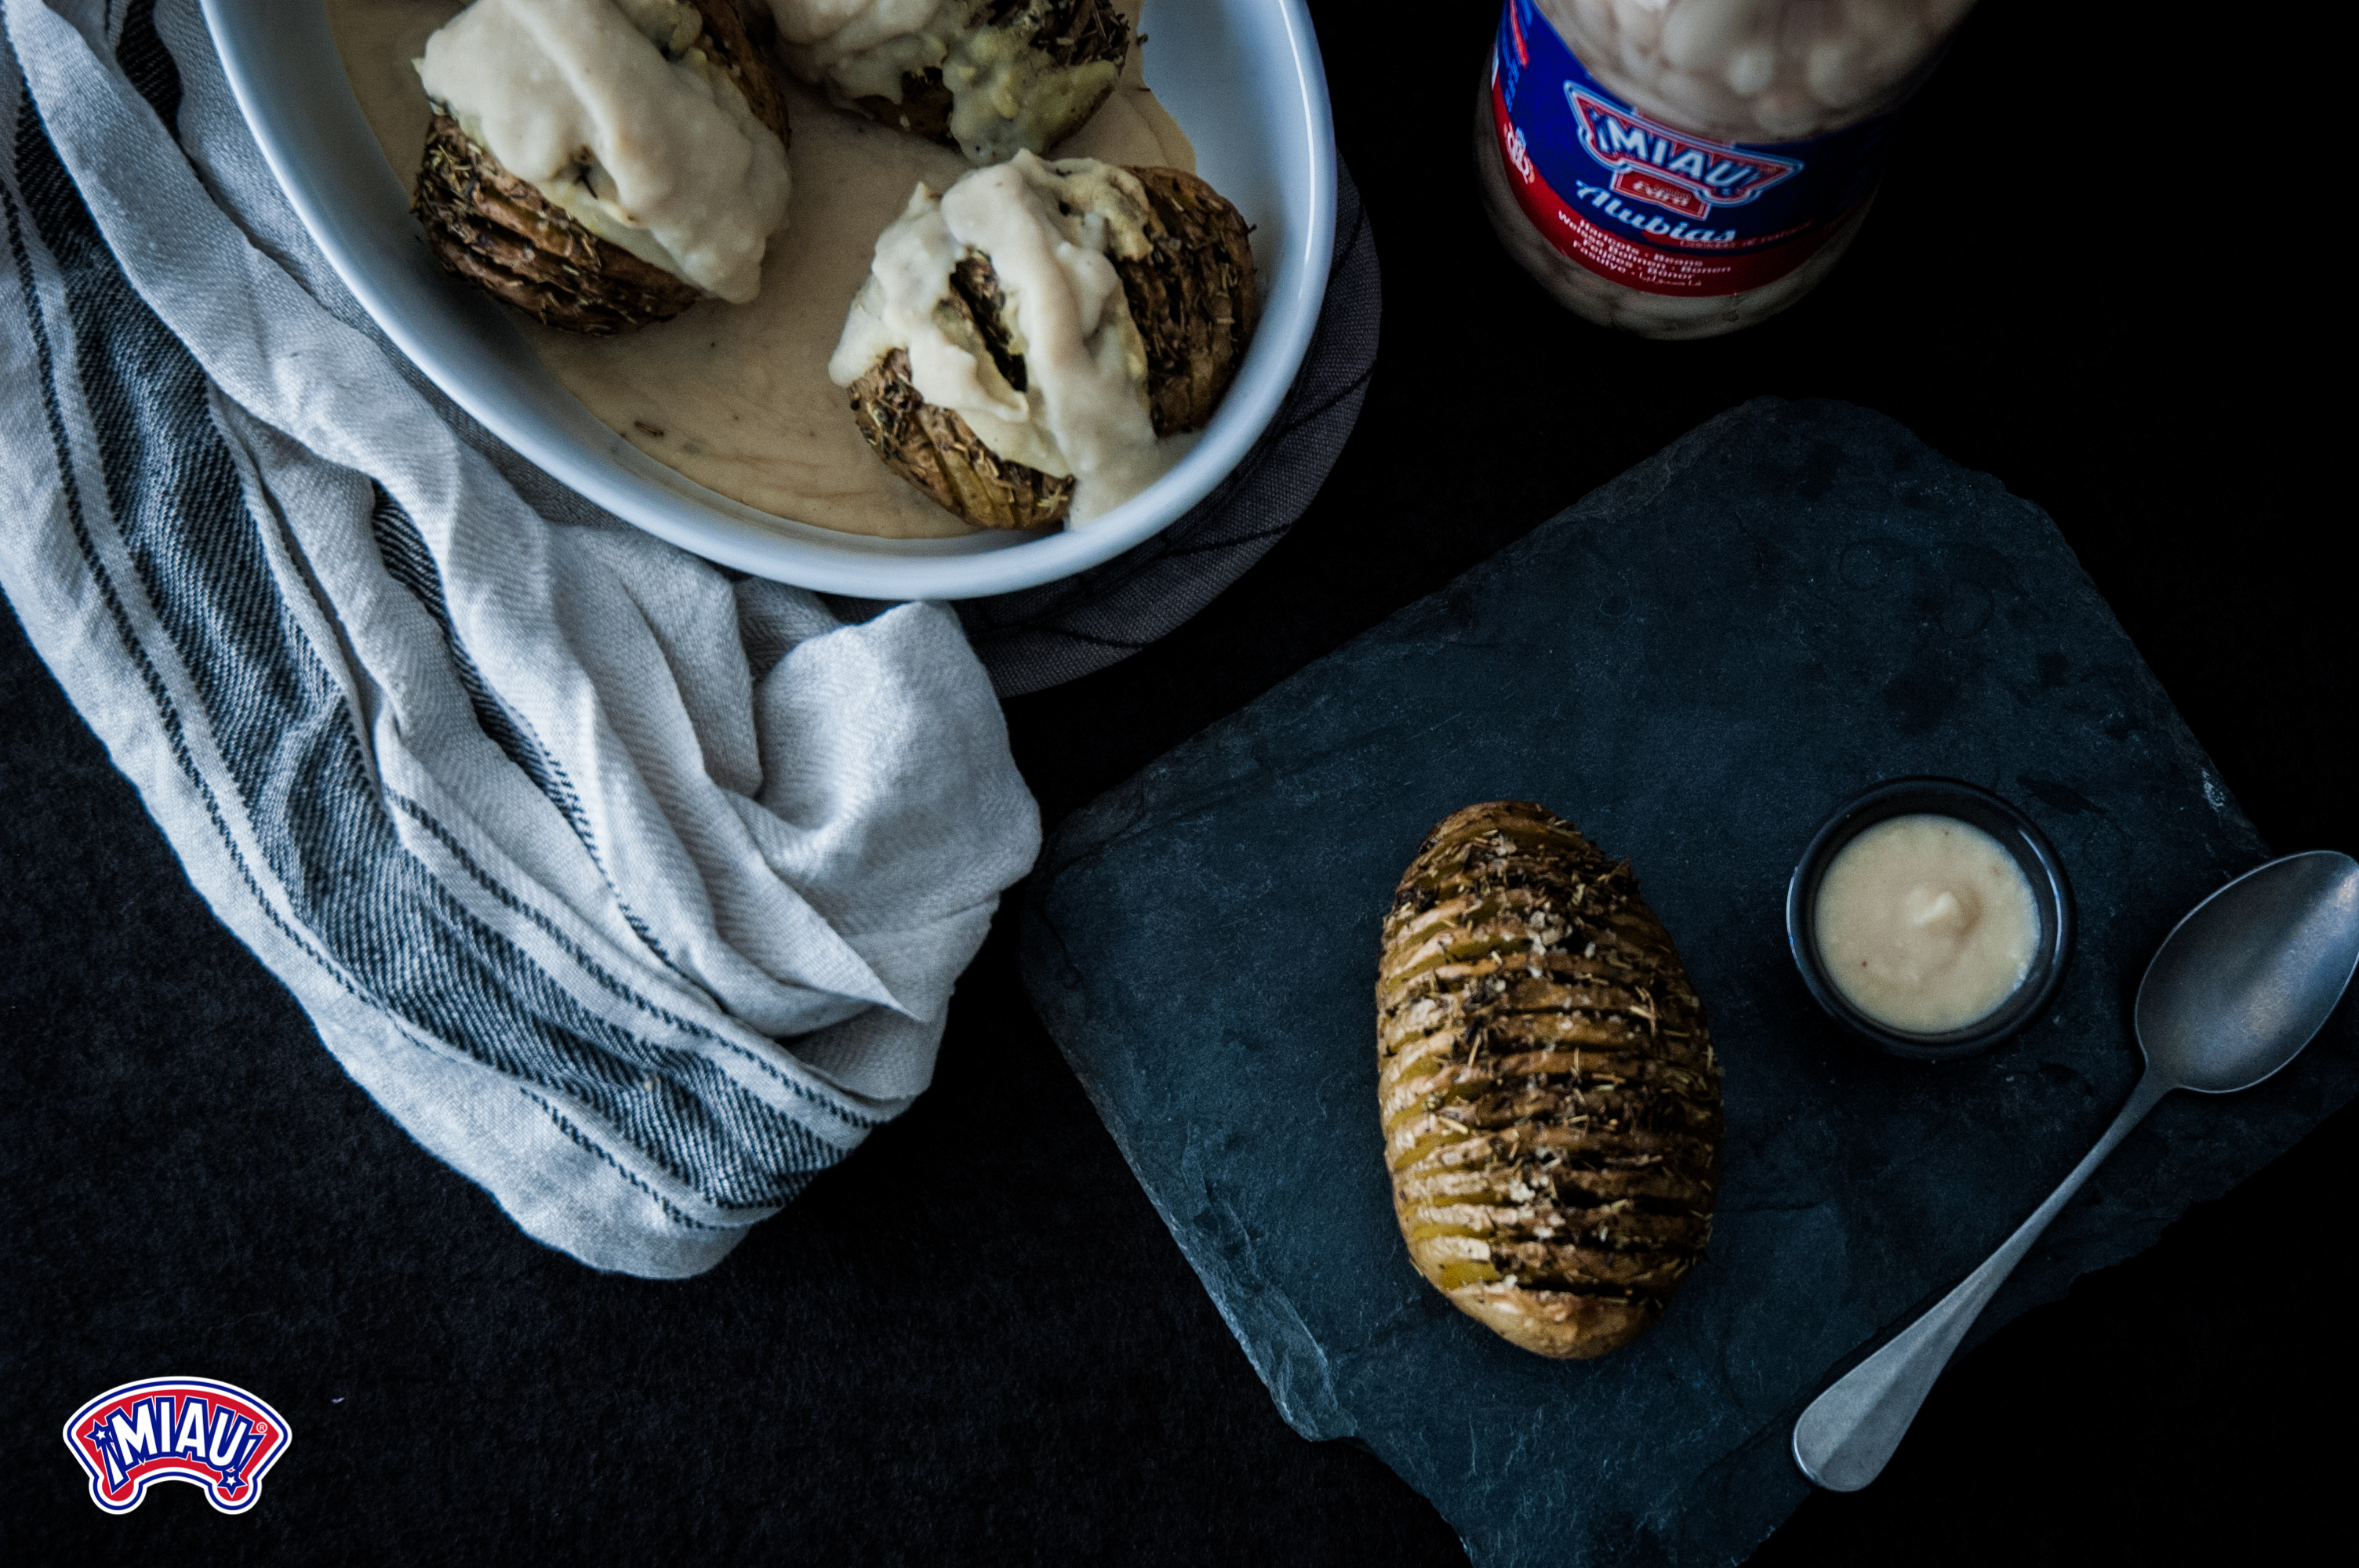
[1792,850,2359,1492]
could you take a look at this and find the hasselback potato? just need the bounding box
[1377,801,1722,1359]
[413,0,790,336]
[845,163,1256,530]
[846,0,1133,161]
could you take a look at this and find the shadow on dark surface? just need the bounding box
[5,0,2351,1563]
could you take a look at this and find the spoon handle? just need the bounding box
[1792,1069,2172,1491]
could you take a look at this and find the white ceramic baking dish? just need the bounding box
[198,0,1336,599]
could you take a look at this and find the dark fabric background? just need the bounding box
[3,2,2346,1562]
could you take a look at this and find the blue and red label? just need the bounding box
[63,1377,293,1514]
[1492,0,1900,296]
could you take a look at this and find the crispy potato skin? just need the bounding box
[1377,802,1722,1359]
[414,114,701,336]
[412,0,788,336]
[849,165,1258,531]
[697,0,790,149]
[849,347,1078,531]
[1121,167,1259,437]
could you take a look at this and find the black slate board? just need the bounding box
[1018,399,2359,1566]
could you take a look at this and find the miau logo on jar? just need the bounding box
[1562,89,1801,220]
[62,1377,293,1514]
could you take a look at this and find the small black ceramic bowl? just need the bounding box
[1787,777,2074,1061]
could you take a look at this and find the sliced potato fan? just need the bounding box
[846,165,1256,531]
[413,0,789,336]
[1377,801,1722,1359]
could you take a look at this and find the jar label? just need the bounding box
[1490,0,1900,297]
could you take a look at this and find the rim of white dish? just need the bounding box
[199,0,1338,601]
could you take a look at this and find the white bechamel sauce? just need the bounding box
[770,0,940,93]
[418,0,791,303]
[768,0,1123,164]
[329,0,1184,539]
[831,152,1170,524]
[1813,814,2041,1034]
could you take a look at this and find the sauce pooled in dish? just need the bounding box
[1813,814,2040,1034]
[326,0,1187,539]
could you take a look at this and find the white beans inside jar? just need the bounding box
[1549,0,1976,143]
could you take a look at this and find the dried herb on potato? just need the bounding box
[1377,801,1722,1359]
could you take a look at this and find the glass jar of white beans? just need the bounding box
[1476,0,1976,339]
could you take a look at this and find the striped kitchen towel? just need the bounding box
[0,0,1040,1277]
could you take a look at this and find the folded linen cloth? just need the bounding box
[0,0,1041,1277]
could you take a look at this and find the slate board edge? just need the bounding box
[1030,397,2257,884]
[1022,396,1780,1436]
[1020,397,1783,1456]
[1030,970,1365,1441]
[1018,397,2349,1561]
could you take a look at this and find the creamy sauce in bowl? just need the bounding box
[1812,814,2041,1034]
[325,0,1188,539]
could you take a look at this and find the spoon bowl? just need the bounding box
[2136,851,2359,1093]
[1794,849,2359,1492]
